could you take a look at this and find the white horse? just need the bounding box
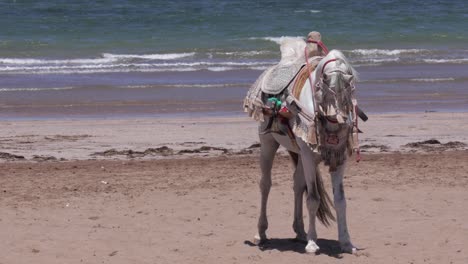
[247,37,359,254]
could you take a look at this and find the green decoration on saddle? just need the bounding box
[267,97,282,110]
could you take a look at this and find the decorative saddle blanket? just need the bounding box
[243,57,320,123]
[260,63,303,95]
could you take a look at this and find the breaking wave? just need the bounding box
[249,36,304,45]
[0,52,195,65]
[294,9,321,13]
[361,77,458,84]
[102,52,195,60]
[346,48,468,66]
[349,49,428,56]
[0,49,282,75]
[1,48,468,75]
[410,78,456,82]
[0,87,74,92]
[423,58,468,64]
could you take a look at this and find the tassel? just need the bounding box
[308,126,318,144]
[352,130,358,149]
[336,114,344,123]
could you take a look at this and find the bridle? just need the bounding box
[318,66,361,162]
[303,39,361,162]
[306,39,329,54]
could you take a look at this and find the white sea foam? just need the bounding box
[123,83,245,89]
[0,52,195,66]
[294,9,321,13]
[0,47,277,75]
[250,66,269,71]
[249,36,303,45]
[350,49,428,56]
[173,83,244,88]
[260,37,285,45]
[361,77,457,84]
[0,57,117,65]
[355,58,401,64]
[423,58,468,64]
[0,59,273,74]
[102,52,195,60]
[0,87,74,92]
[207,67,235,72]
[0,64,271,74]
[410,78,456,82]
[214,51,272,56]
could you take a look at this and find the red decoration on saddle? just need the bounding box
[279,106,289,113]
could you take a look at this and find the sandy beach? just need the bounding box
[3,1,468,263]
[1,112,467,264]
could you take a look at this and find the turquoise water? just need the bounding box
[2,0,468,56]
[1,0,468,118]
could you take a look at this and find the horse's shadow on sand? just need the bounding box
[244,238,345,258]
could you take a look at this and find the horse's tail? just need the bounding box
[288,151,300,167]
[315,165,335,226]
[290,151,335,226]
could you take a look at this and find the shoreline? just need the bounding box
[1,108,468,122]
[1,112,467,162]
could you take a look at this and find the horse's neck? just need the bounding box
[297,66,318,116]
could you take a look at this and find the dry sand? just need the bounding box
[1,112,467,263]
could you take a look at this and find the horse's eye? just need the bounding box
[323,73,327,80]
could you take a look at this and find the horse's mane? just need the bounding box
[314,49,359,81]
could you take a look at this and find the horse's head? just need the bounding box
[314,50,357,125]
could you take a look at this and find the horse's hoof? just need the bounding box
[253,234,266,245]
[305,240,320,254]
[341,242,357,254]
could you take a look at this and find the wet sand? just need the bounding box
[1,112,467,161]
[1,112,467,263]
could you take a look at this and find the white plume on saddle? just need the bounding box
[279,37,307,63]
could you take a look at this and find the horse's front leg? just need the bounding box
[331,162,357,253]
[297,139,320,253]
[254,133,280,244]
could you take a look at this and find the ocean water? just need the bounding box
[1,0,468,119]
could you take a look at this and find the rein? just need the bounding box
[354,103,361,162]
[304,38,330,115]
[307,39,329,54]
[321,59,337,75]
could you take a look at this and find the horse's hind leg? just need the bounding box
[290,151,307,242]
[297,138,321,253]
[331,162,357,253]
[254,133,280,244]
